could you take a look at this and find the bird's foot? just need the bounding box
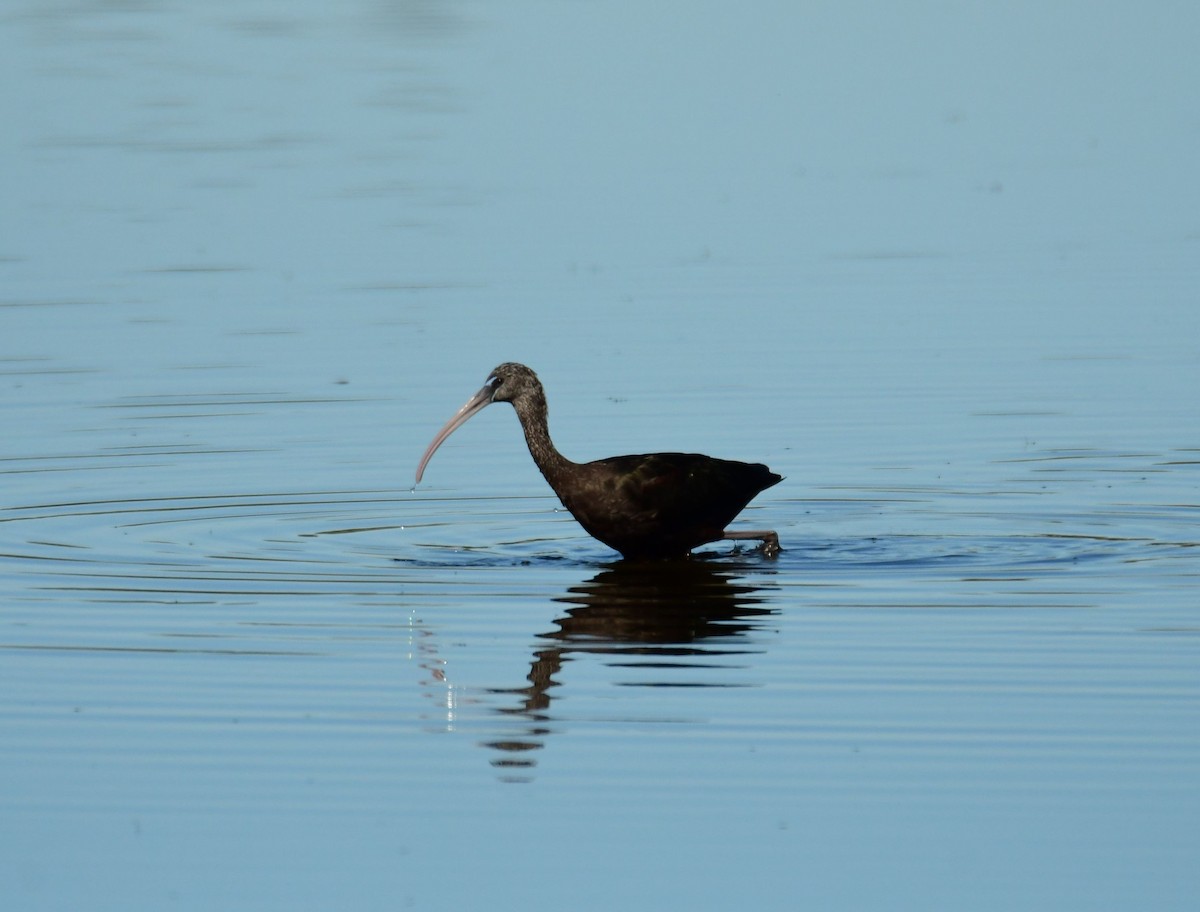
[760,532,781,558]
[723,530,781,558]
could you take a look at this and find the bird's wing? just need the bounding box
[607,453,733,522]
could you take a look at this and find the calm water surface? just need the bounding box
[3,2,1199,910]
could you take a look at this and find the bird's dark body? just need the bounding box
[415,363,781,560]
[555,453,781,560]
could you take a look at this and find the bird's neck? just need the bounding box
[513,388,574,486]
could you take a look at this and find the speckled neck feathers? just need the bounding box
[507,373,574,486]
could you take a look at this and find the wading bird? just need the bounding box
[415,363,781,560]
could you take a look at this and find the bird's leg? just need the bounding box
[722,529,781,557]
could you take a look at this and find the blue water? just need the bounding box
[3,2,1199,910]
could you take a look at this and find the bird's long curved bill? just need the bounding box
[414,384,495,484]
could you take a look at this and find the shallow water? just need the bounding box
[4,2,1200,910]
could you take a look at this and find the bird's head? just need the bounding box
[414,362,542,484]
[485,362,537,405]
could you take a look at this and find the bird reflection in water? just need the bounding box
[483,558,777,781]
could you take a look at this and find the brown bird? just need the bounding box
[415,363,781,560]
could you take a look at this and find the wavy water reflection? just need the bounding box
[482,561,778,779]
